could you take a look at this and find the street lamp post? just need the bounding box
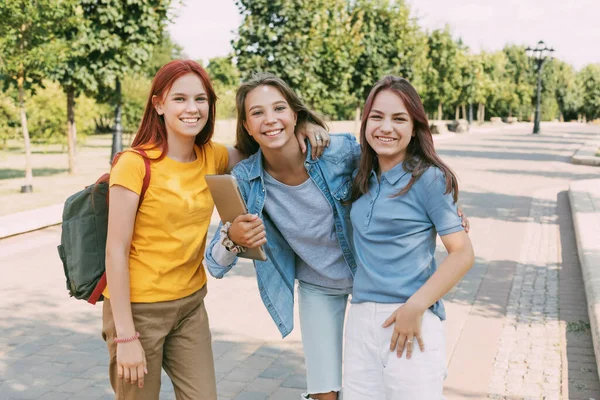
[525,41,554,134]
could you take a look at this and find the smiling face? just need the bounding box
[154,72,209,140]
[243,85,297,152]
[365,89,414,172]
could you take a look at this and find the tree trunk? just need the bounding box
[111,77,123,162]
[354,106,361,137]
[455,106,459,120]
[468,103,473,124]
[17,26,33,194]
[482,104,486,122]
[437,103,443,121]
[67,88,77,175]
[461,105,467,120]
[18,72,33,193]
[559,112,564,123]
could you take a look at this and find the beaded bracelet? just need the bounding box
[114,332,140,344]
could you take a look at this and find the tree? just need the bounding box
[143,33,185,78]
[233,0,363,119]
[423,27,462,120]
[0,0,73,192]
[78,0,170,160]
[552,60,582,121]
[51,1,97,174]
[207,56,240,119]
[577,64,600,121]
[350,0,427,112]
[502,45,535,120]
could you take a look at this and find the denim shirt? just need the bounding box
[205,133,360,337]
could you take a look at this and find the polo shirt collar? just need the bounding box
[381,160,409,185]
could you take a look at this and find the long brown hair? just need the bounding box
[234,72,327,156]
[350,76,458,203]
[130,59,218,160]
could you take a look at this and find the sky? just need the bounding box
[168,0,600,70]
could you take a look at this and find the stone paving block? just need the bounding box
[280,373,306,390]
[213,341,238,359]
[53,378,93,393]
[0,382,51,399]
[244,378,284,394]
[268,387,302,400]
[38,392,72,400]
[215,358,241,375]
[226,366,263,383]
[240,354,275,370]
[259,366,295,380]
[252,346,283,359]
[234,391,270,400]
[217,380,247,398]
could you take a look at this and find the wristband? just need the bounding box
[220,222,247,253]
[114,332,140,343]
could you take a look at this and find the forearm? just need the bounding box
[406,247,474,311]
[105,251,136,337]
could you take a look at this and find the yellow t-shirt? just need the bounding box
[104,142,229,303]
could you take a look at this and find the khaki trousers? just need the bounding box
[102,285,217,400]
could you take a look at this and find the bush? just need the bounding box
[23,81,106,144]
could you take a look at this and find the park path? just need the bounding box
[1,123,599,399]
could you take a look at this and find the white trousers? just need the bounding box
[343,302,446,400]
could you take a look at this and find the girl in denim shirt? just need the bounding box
[344,76,475,399]
[206,73,360,400]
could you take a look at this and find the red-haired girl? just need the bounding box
[102,60,327,399]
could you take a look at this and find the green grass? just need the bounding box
[566,320,591,333]
[596,147,600,157]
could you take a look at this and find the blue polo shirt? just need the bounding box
[349,162,464,320]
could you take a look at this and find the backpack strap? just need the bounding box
[88,149,151,305]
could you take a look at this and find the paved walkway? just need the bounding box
[1,123,600,399]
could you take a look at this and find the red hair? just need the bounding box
[130,59,218,159]
[350,76,459,203]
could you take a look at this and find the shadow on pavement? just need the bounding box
[459,190,536,223]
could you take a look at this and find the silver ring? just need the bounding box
[406,339,414,343]
[315,135,322,142]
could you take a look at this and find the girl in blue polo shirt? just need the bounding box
[344,76,475,399]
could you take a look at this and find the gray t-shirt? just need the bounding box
[263,171,353,289]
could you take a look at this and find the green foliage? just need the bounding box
[0,0,74,93]
[77,0,170,103]
[24,81,107,142]
[351,0,427,105]
[234,0,362,119]
[0,90,19,144]
[121,74,151,133]
[207,56,240,119]
[577,64,600,121]
[423,27,462,117]
[502,45,535,119]
[552,60,582,121]
[143,33,186,78]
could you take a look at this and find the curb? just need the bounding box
[572,141,600,166]
[0,203,63,239]
[569,179,600,381]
